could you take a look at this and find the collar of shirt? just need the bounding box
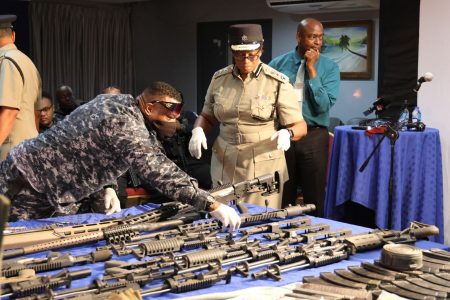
[293,47,305,68]
[0,43,17,53]
[232,63,263,79]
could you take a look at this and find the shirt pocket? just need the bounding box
[253,141,281,163]
[250,94,276,122]
[212,96,232,122]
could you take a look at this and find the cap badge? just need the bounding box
[241,34,248,42]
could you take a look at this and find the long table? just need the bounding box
[5,203,449,299]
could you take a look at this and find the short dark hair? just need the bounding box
[41,91,54,105]
[143,81,183,103]
[0,28,12,39]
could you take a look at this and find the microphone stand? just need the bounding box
[359,125,399,229]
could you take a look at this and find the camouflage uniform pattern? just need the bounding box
[1,94,211,220]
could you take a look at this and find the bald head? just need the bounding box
[296,18,324,56]
[56,85,73,95]
[297,18,323,35]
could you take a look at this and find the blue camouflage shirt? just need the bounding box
[10,94,210,212]
[269,49,340,127]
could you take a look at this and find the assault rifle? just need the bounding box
[209,172,280,213]
[4,173,281,252]
[3,201,195,250]
[4,221,439,299]
[252,221,440,281]
[4,204,316,259]
[0,268,91,298]
[343,221,440,254]
[1,249,112,278]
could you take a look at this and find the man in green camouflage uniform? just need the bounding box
[0,82,240,231]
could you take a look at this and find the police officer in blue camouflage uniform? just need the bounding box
[0,81,241,231]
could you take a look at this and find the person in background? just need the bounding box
[189,24,307,209]
[0,81,240,232]
[269,18,340,216]
[103,86,121,95]
[54,85,83,123]
[0,15,42,161]
[38,92,56,133]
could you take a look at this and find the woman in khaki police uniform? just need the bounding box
[189,24,307,209]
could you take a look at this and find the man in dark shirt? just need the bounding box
[0,81,240,231]
[53,85,84,123]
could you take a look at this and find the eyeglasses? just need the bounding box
[151,100,183,115]
[232,49,261,61]
[40,106,53,113]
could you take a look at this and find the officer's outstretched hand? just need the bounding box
[209,203,241,232]
[189,127,207,159]
[104,187,121,215]
[271,129,291,151]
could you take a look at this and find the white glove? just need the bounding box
[104,187,121,215]
[189,127,207,159]
[209,203,241,232]
[271,129,291,151]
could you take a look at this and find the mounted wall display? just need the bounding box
[321,20,373,80]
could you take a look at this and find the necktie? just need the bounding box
[294,59,305,104]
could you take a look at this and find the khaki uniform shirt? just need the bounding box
[202,63,303,208]
[0,44,41,160]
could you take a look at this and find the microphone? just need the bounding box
[414,72,433,92]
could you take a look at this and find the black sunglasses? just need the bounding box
[151,100,183,114]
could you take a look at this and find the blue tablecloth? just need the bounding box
[5,204,449,299]
[324,125,444,243]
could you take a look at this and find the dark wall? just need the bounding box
[377,0,420,118]
[0,1,30,55]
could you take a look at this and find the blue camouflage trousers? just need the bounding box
[0,155,80,221]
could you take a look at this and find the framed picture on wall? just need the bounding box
[321,20,373,80]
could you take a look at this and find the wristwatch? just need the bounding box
[287,128,294,140]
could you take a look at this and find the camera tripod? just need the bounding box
[359,125,399,229]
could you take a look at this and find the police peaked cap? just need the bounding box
[228,24,264,51]
[0,15,17,29]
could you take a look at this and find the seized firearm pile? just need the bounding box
[0,175,440,299]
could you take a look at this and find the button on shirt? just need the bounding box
[269,49,340,128]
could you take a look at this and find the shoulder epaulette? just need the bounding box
[212,65,233,79]
[261,64,289,83]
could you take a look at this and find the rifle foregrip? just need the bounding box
[139,238,184,256]
[309,252,349,267]
[167,276,221,293]
[183,249,227,267]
